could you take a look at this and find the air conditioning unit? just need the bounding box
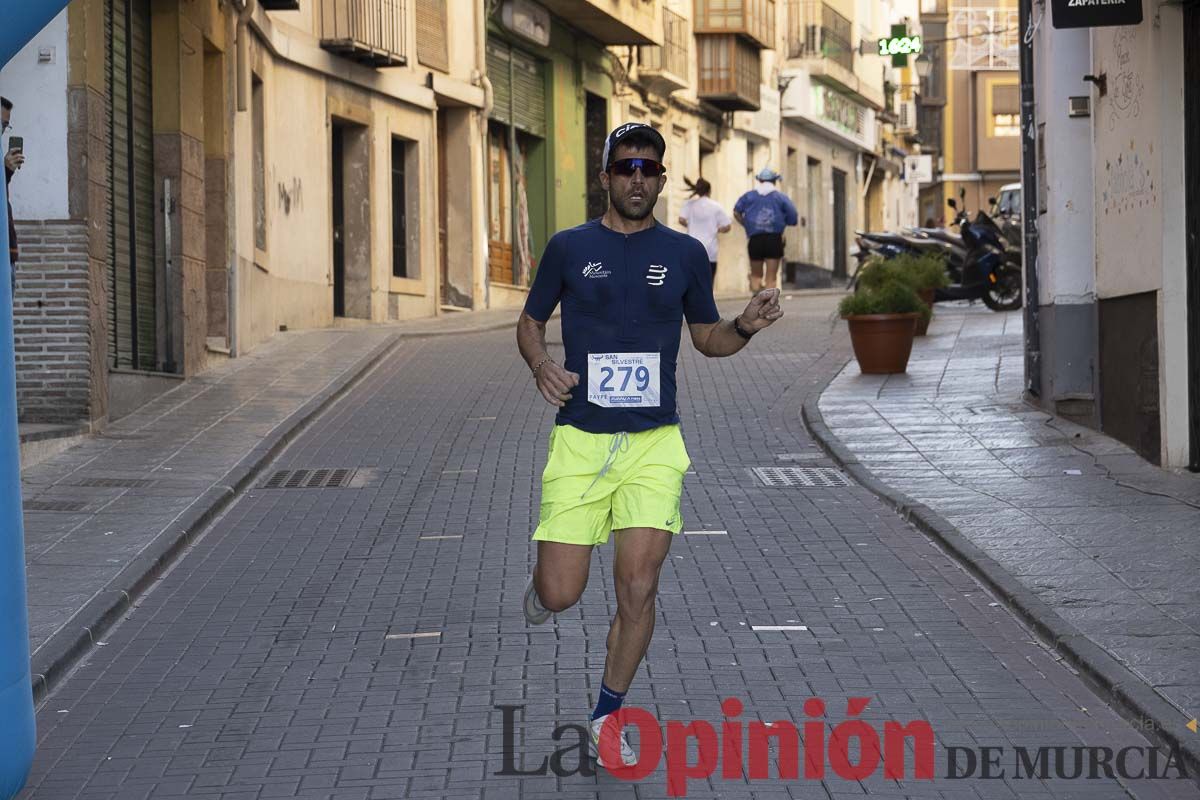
[898,99,917,130]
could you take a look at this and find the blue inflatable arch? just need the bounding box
[1,4,74,797]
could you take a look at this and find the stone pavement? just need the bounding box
[17,294,1197,799]
[813,304,1200,765]
[20,306,527,700]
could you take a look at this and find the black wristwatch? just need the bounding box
[733,316,756,340]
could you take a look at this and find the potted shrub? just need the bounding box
[857,254,947,335]
[838,280,925,374]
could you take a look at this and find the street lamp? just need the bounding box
[914,51,932,80]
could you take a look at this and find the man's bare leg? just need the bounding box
[602,527,673,692]
[764,258,781,290]
[534,540,593,612]
[749,260,765,294]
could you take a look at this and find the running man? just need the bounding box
[733,168,798,292]
[515,122,784,767]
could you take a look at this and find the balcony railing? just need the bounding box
[694,0,776,50]
[320,0,406,68]
[639,8,690,93]
[697,34,761,111]
[787,1,854,73]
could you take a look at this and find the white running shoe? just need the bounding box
[523,574,552,625]
[588,713,638,768]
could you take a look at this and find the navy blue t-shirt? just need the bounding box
[524,219,721,434]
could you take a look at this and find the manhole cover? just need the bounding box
[25,500,88,512]
[752,467,849,488]
[71,477,157,489]
[262,468,357,489]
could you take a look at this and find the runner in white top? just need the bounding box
[678,178,732,279]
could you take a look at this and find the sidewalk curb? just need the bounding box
[29,333,405,704]
[800,390,1200,775]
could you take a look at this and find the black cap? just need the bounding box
[601,122,666,169]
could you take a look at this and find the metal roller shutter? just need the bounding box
[486,41,545,138]
[107,0,156,371]
[487,42,512,127]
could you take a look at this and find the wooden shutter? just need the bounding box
[993,84,1019,115]
[415,0,449,72]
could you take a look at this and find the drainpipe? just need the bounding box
[230,0,254,355]
[476,0,494,309]
[1019,0,1041,397]
[234,0,255,113]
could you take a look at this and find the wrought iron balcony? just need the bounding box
[319,0,407,68]
[638,7,689,94]
[694,0,775,49]
[697,34,761,111]
[787,1,853,72]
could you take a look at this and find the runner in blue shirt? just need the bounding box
[734,168,799,292]
[515,122,784,768]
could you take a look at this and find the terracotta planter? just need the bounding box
[914,289,935,336]
[844,313,919,374]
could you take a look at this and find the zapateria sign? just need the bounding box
[1050,0,1142,29]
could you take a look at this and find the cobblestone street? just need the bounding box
[17,296,1199,799]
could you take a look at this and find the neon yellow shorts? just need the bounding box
[532,423,692,546]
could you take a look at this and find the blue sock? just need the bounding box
[592,682,626,721]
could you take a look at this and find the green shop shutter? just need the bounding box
[486,41,545,138]
[107,0,156,371]
[510,50,545,138]
[487,42,512,126]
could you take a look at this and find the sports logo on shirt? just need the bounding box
[646,265,667,286]
[582,261,610,279]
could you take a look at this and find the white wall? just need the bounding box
[1090,22,1162,299]
[1035,25,1093,305]
[0,9,69,220]
[1155,1,1189,467]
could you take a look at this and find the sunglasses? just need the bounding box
[608,158,665,178]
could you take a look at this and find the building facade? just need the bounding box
[917,0,1019,225]
[1029,0,1200,469]
[0,0,488,425]
[778,0,922,282]
[482,0,658,306]
[1,0,933,431]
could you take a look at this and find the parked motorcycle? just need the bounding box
[849,191,1022,312]
[936,194,1022,312]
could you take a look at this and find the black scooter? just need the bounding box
[849,193,1022,312]
[937,196,1022,312]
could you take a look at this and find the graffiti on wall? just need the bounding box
[1107,29,1143,132]
[1101,142,1155,216]
[277,178,303,215]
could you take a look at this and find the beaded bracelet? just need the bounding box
[531,357,553,379]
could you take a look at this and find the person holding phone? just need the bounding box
[2,96,23,284]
